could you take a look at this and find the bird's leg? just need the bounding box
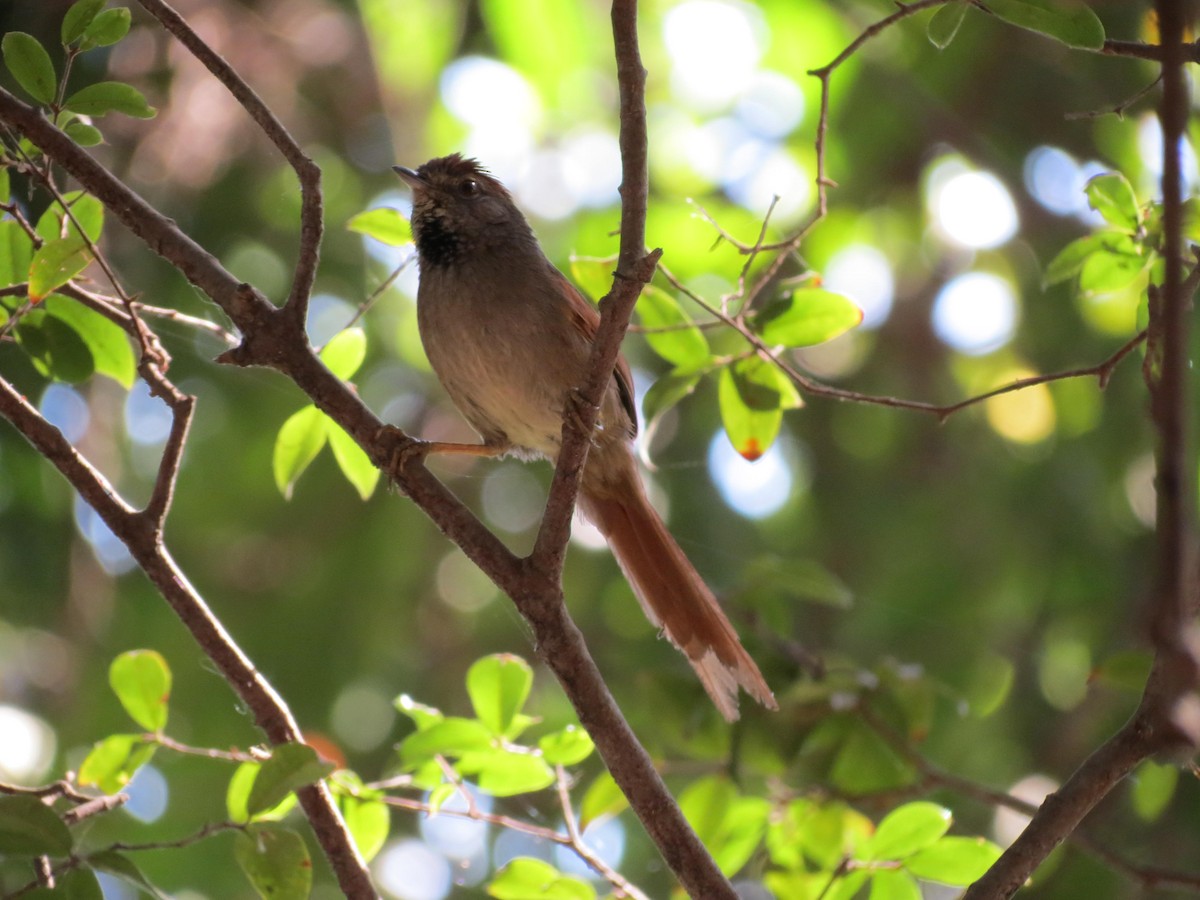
[376,424,508,477]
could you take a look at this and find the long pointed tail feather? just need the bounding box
[580,457,776,721]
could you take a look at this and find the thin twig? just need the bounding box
[134,0,323,323]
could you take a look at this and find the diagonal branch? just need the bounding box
[134,0,323,323]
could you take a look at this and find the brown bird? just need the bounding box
[394,154,776,721]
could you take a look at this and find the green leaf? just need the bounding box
[487,857,596,900]
[1131,759,1178,822]
[427,781,457,813]
[109,649,171,732]
[679,776,737,847]
[457,747,555,797]
[227,762,299,824]
[90,850,173,900]
[273,405,328,499]
[64,119,104,146]
[568,256,615,301]
[64,81,156,118]
[863,802,952,860]
[234,824,312,900]
[327,419,380,500]
[0,166,9,204]
[28,235,91,301]
[579,770,627,829]
[755,287,862,348]
[78,734,156,794]
[63,0,108,44]
[1085,172,1141,232]
[965,652,1015,717]
[80,8,132,48]
[467,654,533,736]
[537,725,594,766]
[0,219,34,289]
[319,326,367,379]
[347,207,412,245]
[642,366,704,436]
[869,869,923,900]
[830,723,916,795]
[0,795,74,856]
[395,694,444,731]
[982,0,1104,49]
[24,868,103,900]
[637,285,709,368]
[1043,233,1126,287]
[905,836,1003,885]
[43,295,136,388]
[718,356,802,461]
[16,309,95,383]
[341,793,390,862]
[398,716,493,767]
[2,33,57,105]
[247,743,335,817]
[36,192,104,245]
[1079,242,1150,294]
[927,1,969,48]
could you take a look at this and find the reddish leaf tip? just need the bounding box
[740,439,763,461]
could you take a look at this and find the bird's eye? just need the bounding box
[460,179,480,197]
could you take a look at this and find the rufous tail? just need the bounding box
[579,454,777,721]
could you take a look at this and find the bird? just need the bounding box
[393,154,776,721]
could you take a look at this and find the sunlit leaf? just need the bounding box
[457,747,555,797]
[62,0,107,44]
[927,2,969,49]
[905,836,1003,885]
[78,734,156,794]
[1043,233,1119,287]
[863,802,952,860]
[0,219,34,289]
[1079,243,1151,294]
[568,256,615,301]
[1085,172,1141,231]
[327,420,380,500]
[487,857,596,900]
[394,694,444,731]
[80,8,132,49]
[642,366,705,438]
[2,33,57,105]
[680,776,738,847]
[246,743,335,817]
[234,824,312,900]
[718,356,802,461]
[0,795,73,856]
[981,0,1104,49]
[869,869,923,900]
[273,405,327,499]
[227,762,299,823]
[537,725,593,766]
[830,722,916,795]
[16,309,95,383]
[64,81,156,118]
[467,654,533,737]
[44,295,136,388]
[319,327,367,379]
[347,207,411,246]
[0,166,9,204]
[1131,759,1178,822]
[341,793,390,862]
[755,287,862,348]
[28,235,91,302]
[110,649,171,732]
[579,770,627,830]
[64,119,104,146]
[398,717,493,767]
[637,285,709,368]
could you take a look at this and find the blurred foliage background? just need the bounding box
[0,0,1195,897]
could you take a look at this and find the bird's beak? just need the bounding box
[392,165,425,190]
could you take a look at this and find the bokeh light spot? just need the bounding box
[124,764,168,823]
[0,705,56,782]
[331,682,397,753]
[708,433,795,519]
[932,272,1018,355]
[375,839,451,900]
[124,380,172,446]
[928,160,1018,248]
[40,384,90,444]
[823,244,895,328]
[985,371,1055,445]
[664,0,764,110]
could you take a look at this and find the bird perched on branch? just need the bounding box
[394,154,776,721]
